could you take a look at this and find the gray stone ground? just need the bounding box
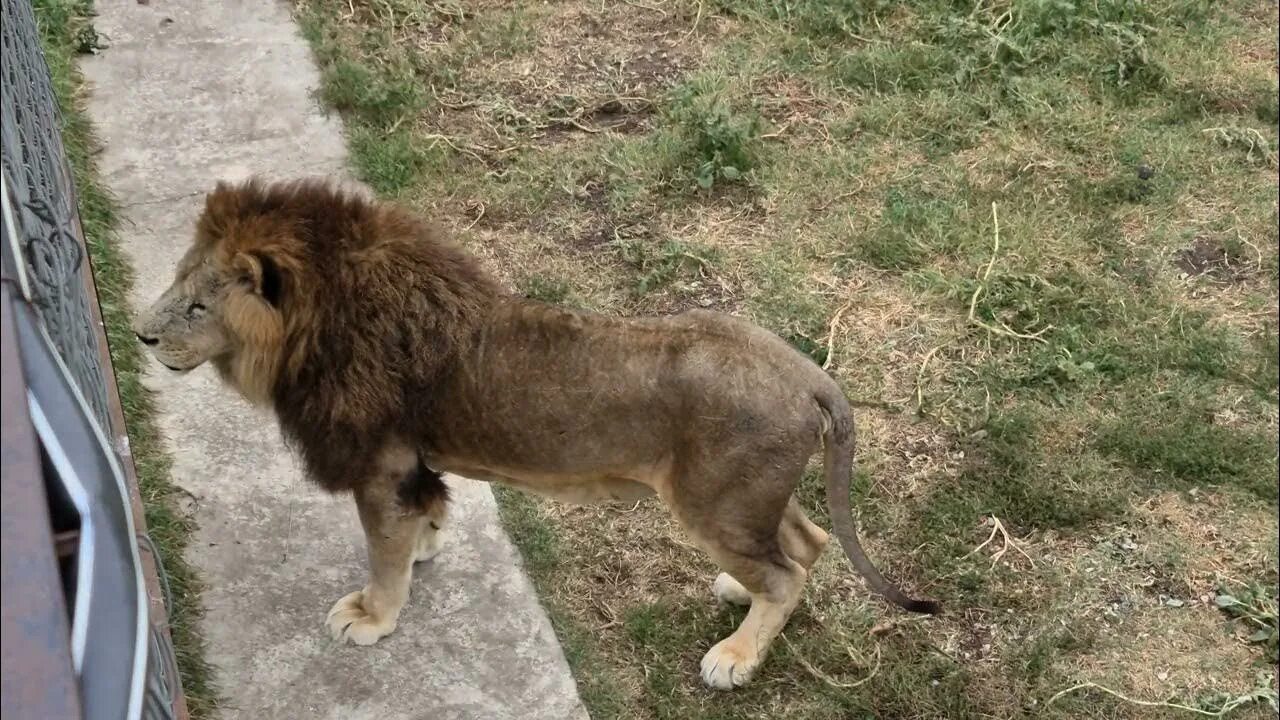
[80,2,587,718]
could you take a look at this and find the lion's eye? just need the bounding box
[187,303,207,319]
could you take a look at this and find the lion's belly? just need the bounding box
[429,459,658,506]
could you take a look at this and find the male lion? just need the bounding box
[134,177,938,689]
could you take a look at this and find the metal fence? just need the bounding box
[2,0,183,718]
[1,0,113,431]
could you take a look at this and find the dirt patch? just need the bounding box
[564,177,630,249]
[573,220,621,249]
[1131,491,1279,586]
[1176,237,1251,282]
[1137,564,1196,603]
[753,73,835,131]
[956,613,997,662]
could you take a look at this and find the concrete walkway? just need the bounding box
[80,2,586,719]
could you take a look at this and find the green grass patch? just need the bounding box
[519,275,573,304]
[33,0,217,714]
[854,186,968,270]
[347,126,445,196]
[1097,400,1279,502]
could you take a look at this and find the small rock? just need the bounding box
[1137,163,1155,180]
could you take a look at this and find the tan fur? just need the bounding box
[133,177,937,689]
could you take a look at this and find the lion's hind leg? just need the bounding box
[699,542,806,689]
[662,447,812,690]
[778,496,829,570]
[415,511,446,563]
[399,463,449,563]
[713,498,829,607]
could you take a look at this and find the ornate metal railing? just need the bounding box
[1,0,112,430]
[2,1,185,718]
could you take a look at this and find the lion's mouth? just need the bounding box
[161,361,193,373]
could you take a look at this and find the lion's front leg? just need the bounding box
[326,448,427,646]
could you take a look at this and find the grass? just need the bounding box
[32,0,216,715]
[296,0,1278,717]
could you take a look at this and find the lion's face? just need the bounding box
[132,254,236,372]
[135,228,289,403]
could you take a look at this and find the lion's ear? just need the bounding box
[234,250,285,307]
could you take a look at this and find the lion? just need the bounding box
[133,177,939,689]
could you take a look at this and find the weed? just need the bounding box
[1215,582,1279,663]
[520,275,572,304]
[315,55,424,129]
[464,8,537,59]
[667,78,762,190]
[1203,125,1279,167]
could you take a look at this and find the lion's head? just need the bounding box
[135,176,502,440]
[133,180,295,403]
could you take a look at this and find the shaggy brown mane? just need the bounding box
[198,177,504,491]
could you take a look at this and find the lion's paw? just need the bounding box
[712,573,752,606]
[700,636,760,689]
[326,590,397,646]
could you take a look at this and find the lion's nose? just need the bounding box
[136,332,159,346]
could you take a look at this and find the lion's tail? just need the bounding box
[817,387,940,615]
